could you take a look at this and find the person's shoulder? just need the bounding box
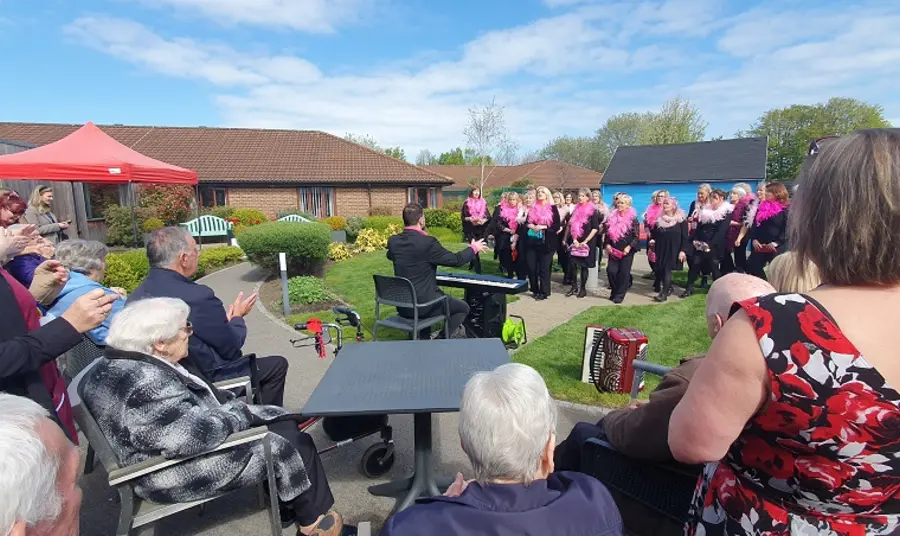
[382,499,462,534]
[552,471,620,513]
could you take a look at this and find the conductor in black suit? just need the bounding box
[387,203,489,338]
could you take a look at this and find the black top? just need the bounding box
[301,339,511,416]
[750,207,789,251]
[569,208,602,268]
[387,229,476,307]
[461,200,489,241]
[651,220,689,270]
[519,205,561,253]
[489,206,518,252]
[691,215,731,259]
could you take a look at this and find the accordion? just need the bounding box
[581,325,649,394]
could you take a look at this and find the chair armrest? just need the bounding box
[213,376,252,392]
[107,426,269,486]
[358,522,372,536]
[632,361,672,377]
[416,295,448,309]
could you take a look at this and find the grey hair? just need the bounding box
[735,182,753,194]
[0,394,62,534]
[106,297,191,355]
[458,363,557,484]
[731,185,748,197]
[147,227,193,268]
[55,239,109,275]
[577,187,592,198]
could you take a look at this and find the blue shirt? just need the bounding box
[48,271,125,345]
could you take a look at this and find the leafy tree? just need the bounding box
[539,135,606,172]
[638,97,706,145]
[595,112,652,161]
[344,133,406,161]
[742,97,891,181]
[436,147,494,166]
[383,146,406,160]
[139,184,194,225]
[415,149,437,165]
[510,178,534,188]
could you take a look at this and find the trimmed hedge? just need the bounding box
[424,208,463,233]
[103,255,142,292]
[196,246,245,277]
[116,249,151,281]
[103,246,245,291]
[363,215,403,231]
[238,221,331,276]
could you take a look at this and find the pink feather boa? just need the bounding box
[499,203,520,232]
[569,201,596,239]
[755,200,786,226]
[465,197,487,220]
[644,203,664,228]
[528,201,554,226]
[607,207,637,242]
[656,210,686,229]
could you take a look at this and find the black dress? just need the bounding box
[747,206,789,279]
[683,206,732,294]
[651,219,689,297]
[522,205,561,298]
[556,207,572,283]
[491,207,525,280]
[570,210,601,269]
[604,215,641,303]
[461,201,489,274]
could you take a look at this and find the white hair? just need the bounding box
[55,239,109,275]
[458,363,557,484]
[0,394,62,534]
[106,297,190,355]
[731,185,748,197]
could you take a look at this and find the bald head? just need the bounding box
[705,273,775,338]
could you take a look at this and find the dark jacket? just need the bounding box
[0,271,82,434]
[128,267,249,381]
[4,253,45,287]
[750,206,789,254]
[386,229,475,315]
[381,471,623,536]
[79,348,310,504]
[603,357,703,462]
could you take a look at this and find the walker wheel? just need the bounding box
[361,443,395,478]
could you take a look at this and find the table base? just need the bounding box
[368,413,451,512]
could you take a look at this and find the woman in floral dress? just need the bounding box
[669,129,900,535]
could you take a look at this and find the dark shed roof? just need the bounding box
[602,137,767,185]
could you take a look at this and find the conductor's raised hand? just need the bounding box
[229,291,258,319]
[61,288,118,333]
[469,238,489,254]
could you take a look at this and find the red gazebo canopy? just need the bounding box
[0,122,197,184]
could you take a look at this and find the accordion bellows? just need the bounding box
[581,325,649,394]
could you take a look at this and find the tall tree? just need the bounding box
[595,112,652,160]
[639,97,706,145]
[539,135,606,172]
[383,147,406,160]
[415,149,437,166]
[464,97,511,191]
[436,147,494,166]
[743,97,891,181]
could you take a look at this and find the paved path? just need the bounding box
[79,262,609,535]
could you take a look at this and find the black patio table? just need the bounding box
[301,338,510,512]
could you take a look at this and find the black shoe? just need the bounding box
[700,276,709,289]
[653,292,667,302]
[612,297,624,304]
[680,288,693,298]
[565,284,578,297]
[577,286,587,298]
[667,286,674,296]
[536,293,547,301]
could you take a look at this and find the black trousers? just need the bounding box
[498,248,525,280]
[686,251,721,289]
[734,238,750,273]
[654,262,674,294]
[526,248,554,296]
[253,355,289,407]
[468,252,482,274]
[554,420,606,472]
[747,251,776,279]
[607,254,635,302]
[415,296,470,339]
[569,261,589,289]
[721,251,736,275]
[267,420,335,527]
[558,244,571,282]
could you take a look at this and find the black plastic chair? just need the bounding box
[372,275,450,340]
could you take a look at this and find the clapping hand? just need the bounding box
[226,291,258,320]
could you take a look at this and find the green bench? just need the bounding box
[276,214,312,223]
[180,215,234,238]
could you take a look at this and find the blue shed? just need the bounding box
[599,137,768,210]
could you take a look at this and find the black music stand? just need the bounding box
[301,338,510,512]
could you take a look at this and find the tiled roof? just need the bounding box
[0,122,451,186]
[602,137,768,185]
[425,160,603,191]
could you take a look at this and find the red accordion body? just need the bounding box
[582,326,649,394]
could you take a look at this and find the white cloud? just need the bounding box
[62,1,900,155]
[132,0,373,33]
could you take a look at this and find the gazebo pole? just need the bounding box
[195,184,203,249]
[129,181,139,247]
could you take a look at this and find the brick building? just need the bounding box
[426,160,604,198]
[0,122,450,221]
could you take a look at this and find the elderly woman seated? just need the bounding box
[47,239,126,345]
[79,297,343,536]
[381,363,623,536]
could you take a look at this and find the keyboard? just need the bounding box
[436,272,528,295]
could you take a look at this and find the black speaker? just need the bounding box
[463,290,507,338]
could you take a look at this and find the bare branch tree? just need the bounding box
[463,97,510,191]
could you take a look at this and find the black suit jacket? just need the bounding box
[386,230,476,316]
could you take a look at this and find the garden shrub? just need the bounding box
[353,228,388,252]
[139,184,194,225]
[362,215,403,231]
[345,216,365,241]
[230,208,268,226]
[368,206,394,216]
[102,255,141,293]
[203,206,235,219]
[286,276,336,305]
[275,209,315,220]
[142,217,165,233]
[443,198,463,211]
[238,221,331,276]
[104,205,150,247]
[328,242,353,261]
[423,208,463,233]
[323,216,346,231]
[196,246,245,277]
[113,249,151,281]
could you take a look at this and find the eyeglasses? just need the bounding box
[808,135,840,156]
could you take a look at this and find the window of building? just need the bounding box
[200,187,228,208]
[298,187,334,217]
[407,187,437,208]
[83,183,122,220]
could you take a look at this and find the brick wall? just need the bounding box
[227,187,298,219]
[335,187,408,216]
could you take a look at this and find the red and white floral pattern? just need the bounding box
[687,293,900,536]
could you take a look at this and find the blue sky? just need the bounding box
[1,0,898,159]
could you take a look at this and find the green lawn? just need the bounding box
[286,242,513,342]
[514,290,711,407]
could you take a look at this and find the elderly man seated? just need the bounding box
[0,394,82,536]
[129,227,288,406]
[381,363,623,536]
[47,239,127,345]
[80,297,343,535]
